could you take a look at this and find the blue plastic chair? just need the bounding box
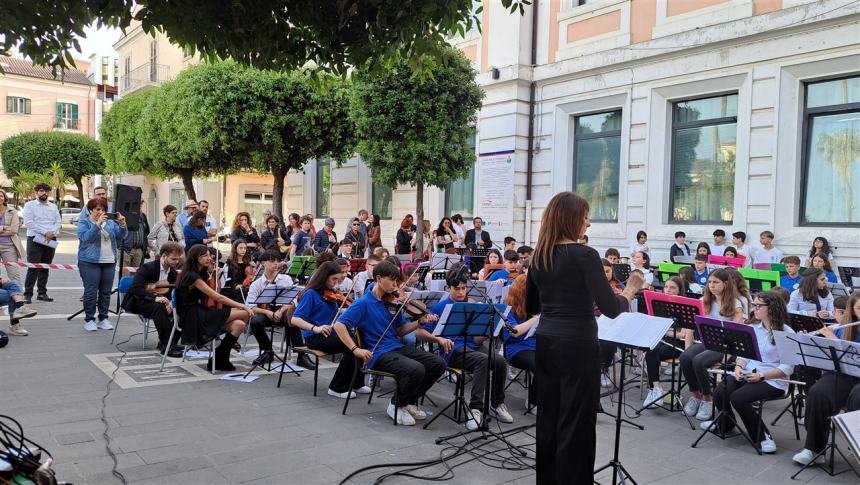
[111,276,152,349]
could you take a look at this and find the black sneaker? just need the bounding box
[252,350,275,367]
[296,353,316,370]
[23,295,32,305]
[36,295,53,302]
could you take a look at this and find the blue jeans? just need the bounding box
[0,280,23,315]
[79,261,115,322]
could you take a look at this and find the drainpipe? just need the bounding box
[524,1,538,246]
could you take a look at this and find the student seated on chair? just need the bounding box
[221,240,253,304]
[291,261,370,398]
[629,250,654,287]
[700,292,795,454]
[353,254,380,298]
[122,242,184,357]
[244,249,308,369]
[486,250,519,286]
[333,260,445,426]
[793,292,860,466]
[780,255,803,291]
[809,252,838,284]
[788,268,834,319]
[416,266,514,430]
[642,277,693,409]
[501,274,539,414]
[692,254,709,287]
[175,244,252,371]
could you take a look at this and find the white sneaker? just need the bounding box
[792,448,825,466]
[386,403,416,426]
[354,386,372,394]
[695,400,713,421]
[7,323,29,336]
[683,396,702,417]
[760,433,777,454]
[97,319,114,330]
[83,320,97,332]
[327,389,356,399]
[404,404,427,420]
[493,403,514,423]
[465,409,483,430]
[700,419,715,431]
[600,373,613,388]
[642,388,662,408]
[12,305,37,320]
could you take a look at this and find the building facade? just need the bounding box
[286,0,860,266]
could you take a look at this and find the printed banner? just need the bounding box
[477,151,515,241]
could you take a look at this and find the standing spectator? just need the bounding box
[304,213,318,238]
[260,215,290,256]
[183,211,212,252]
[198,200,219,237]
[147,204,184,254]
[435,217,458,252]
[804,236,834,267]
[0,190,25,283]
[451,214,466,248]
[77,198,127,331]
[367,214,382,255]
[750,231,784,266]
[121,200,150,268]
[464,216,492,249]
[256,208,273,236]
[177,201,198,226]
[415,220,433,258]
[229,212,261,258]
[344,218,367,256]
[670,231,691,263]
[711,229,728,256]
[731,231,750,264]
[289,216,314,258]
[395,216,415,255]
[356,209,369,238]
[22,183,61,304]
[630,230,650,257]
[79,185,109,220]
[504,237,517,252]
[314,218,338,253]
[284,213,301,242]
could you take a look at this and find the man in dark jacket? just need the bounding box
[122,201,150,268]
[122,242,183,357]
[669,231,692,263]
[464,217,493,249]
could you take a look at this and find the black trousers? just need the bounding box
[804,373,860,452]
[247,314,276,351]
[449,346,507,409]
[128,299,176,345]
[712,376,783,442]
[509,350,536,406]
[536,334,600,485]
[24,236,56,297]
[373,346,446,407]
[306,333,364,392]
[644,338,683,387]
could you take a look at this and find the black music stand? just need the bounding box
[788,313,824,334]
[465,280,491,301]
[470,248,490,273]
[348,258,367,276]
[241,285,303,379]
[409,290,447,309]
[691,316,762,453]
[776,332,860,479]
[838,266,860,288]
[636,298,700,429]
[413,264,430,290]
[612,264,630,282]
[285,256,316,284]
[430,253,461,271]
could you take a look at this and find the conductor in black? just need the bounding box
[525,191,643,484]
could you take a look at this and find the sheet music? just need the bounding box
[486,282,509,304]
[492,305,512,337]
[597,313,674,350]
[432,304,454,336]
[832,410,860,465]
[410,290,447,308]
[774,331,860,378]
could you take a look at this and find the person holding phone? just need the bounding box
[77,198,127,332]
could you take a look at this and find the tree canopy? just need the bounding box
[351,45,484,256]
[2,0,528,76]
[0,131,104,202]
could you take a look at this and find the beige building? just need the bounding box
[0,56,96,190]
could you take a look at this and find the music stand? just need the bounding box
[465,280,491,301]
[788,313,824,334]
[774,331,860,479]
[637,293,703,428]
[690,316,762,453]
[413,264,430,290]
[470,248,490,273]
[348,258,367,276]
[595,312,674,485]
[242,285,303,378]
[612,264,630,282]
[431,253,461,271]
[409,290,447,308]
[285,256,316,284]
[838,266,860,288]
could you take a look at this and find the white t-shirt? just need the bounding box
[708,298,743,319]
[98,224,115,264]
[751,246,784,266]
[711,243,727,257]
[453,224,465,248]
[630,242,649,255]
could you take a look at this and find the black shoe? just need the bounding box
[252,350,274,367]
[296,353,316,370]
[36,295,53,302]
[162,345,183,358]
[23,296,32,305]
[206,357,236,371]
[232,341,242,352]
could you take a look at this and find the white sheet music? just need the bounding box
[773,331,860,378]
[486,283,510,304]
[597,313,674,350]
[833,410,860,464]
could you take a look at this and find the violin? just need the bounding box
[322,289,353,308]
[204,268,223,310]
[383,291,429,319]
[145,280,173,295]
[242,261,258,287]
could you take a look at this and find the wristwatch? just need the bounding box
[759,373,765,381]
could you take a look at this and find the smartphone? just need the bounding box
[106,212,118,221]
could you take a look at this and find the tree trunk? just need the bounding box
[415,182,424,259]
[271,165,287,221]
[179,169,197,202]
[73,176,84,207]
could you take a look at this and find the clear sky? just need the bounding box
[71,23,122,60]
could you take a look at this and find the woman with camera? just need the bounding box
[77,198,127,332]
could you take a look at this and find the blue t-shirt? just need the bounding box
[825,271,838,284]
[291,230,311,254]
[502,313,536,361]
[293,288,338,339]
[426,296,481,364]
[693,269,709,286]
[487,269,513,286]
[780,273,803,291]
[338,290,406,368]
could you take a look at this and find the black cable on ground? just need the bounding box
[99,331,142,485]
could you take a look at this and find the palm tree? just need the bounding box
[817,128,860,222]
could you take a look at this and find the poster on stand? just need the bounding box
[477,150,515,241]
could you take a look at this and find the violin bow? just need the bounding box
[367,281,418,357]
[328,276,359,327]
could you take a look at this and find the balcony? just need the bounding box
[118,62,169,96]
[54,118,79,130]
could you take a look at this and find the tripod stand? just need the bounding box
[66,246,124,321]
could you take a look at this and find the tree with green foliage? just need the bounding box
[0,131,104,203]
[351,45,484,257]
[1,1,527,76]
[99,88,156,175]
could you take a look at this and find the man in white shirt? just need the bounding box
[451,214,466,248]
[22,183,62,303]
[198,200,219,238]
[750,230,784,266]
[711,229,728,257]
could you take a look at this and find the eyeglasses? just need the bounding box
[352,223,360,226]
[752,303,768,309]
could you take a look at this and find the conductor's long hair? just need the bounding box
[532,191,590,272]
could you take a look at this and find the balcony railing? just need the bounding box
[118,62,169,96]
[54,118,79,130]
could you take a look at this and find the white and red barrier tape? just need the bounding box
[0,262,138,273]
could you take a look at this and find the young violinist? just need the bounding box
[334,258,354,294]
[292,261,371,398]
[477,249,502,280]
[175,244,252,371]
[245,249,308,369]
[333,260,445,426]
[486,250,519,286]
[222,240,254,303]
[502,274,539,413]
[122,241,184,357]
[417,266,514,430]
